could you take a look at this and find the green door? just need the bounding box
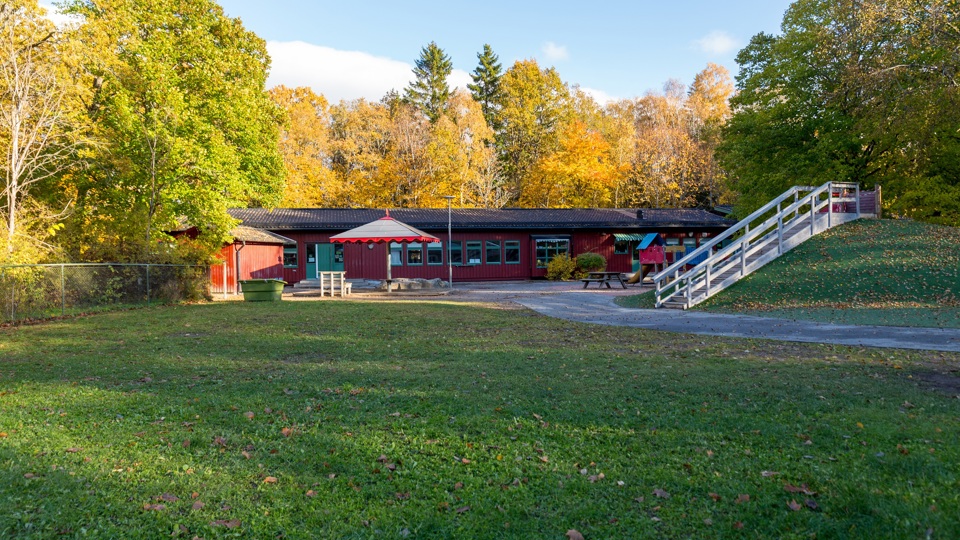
[306,244,345,279]
[316,244,345,273]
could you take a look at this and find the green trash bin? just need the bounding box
[239,279,286,301]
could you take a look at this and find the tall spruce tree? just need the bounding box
[467,44,503,133]
[403,42,452,123]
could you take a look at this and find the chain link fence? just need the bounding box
[0,264,210,324]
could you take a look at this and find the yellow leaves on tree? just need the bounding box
[269,60,733,212]
[521,121,616,208]
[270,86,342,207]
[427,91,502,208]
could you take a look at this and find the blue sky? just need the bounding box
[47,0,797,104]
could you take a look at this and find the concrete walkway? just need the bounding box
[514,292,960,353]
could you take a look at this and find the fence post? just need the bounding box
[146,264,151,306]
[61,264,66,316]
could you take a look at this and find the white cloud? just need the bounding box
[267,41,472,103]
[579,87,617,106]
[447,69,474,94]
[693,31,740,56]
[541,41,569,62]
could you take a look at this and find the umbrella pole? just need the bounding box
[386,244,392,292]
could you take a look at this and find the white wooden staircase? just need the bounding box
[654,182,863,309]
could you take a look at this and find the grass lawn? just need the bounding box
[616,219,960,328]
[1,300,959,538]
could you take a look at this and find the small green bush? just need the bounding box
[545,253,576,280]
[576,252,606,273]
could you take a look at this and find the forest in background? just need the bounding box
[1,0,957,265]
[272,51,733,213]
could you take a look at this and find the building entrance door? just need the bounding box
[306,243,345,278]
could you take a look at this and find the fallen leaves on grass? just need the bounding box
[736,494,750,504]
[143,504,165,511]
[566,530,585,540]
[158,493,179,502]
[784,484,817,496]
[306,490,317,497]
[787,500,802,511]
[244,411,255,420]
[263,476,278,484]
[192,501,204,510]
[210,519,241,528]
[652,488,670,499]
[456,506,470,514]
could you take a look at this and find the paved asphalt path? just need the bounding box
[514,293,960,353]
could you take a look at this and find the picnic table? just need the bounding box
[581,271,628,289]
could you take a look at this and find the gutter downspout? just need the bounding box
[234,240,246,294]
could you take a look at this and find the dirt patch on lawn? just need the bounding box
[910,368,960,397]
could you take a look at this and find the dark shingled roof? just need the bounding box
[229,208,734,232]
[229,225,296,245]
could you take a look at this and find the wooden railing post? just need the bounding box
[777,203,783,255]
[827,182,833,228]
[855,183,861,217]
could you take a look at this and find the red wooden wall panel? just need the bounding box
[266,229,721,284]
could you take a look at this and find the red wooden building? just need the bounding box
[210,226,295,294]
[226,208,734,284]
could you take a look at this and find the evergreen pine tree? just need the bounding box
[467,44,504,133]
[403,42,453,122]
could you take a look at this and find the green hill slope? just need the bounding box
[618,219,960,328]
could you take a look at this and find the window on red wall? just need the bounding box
[466,241,482,265]
[486,240,502,264]
[505,241,520,264]
[427,242,443,265]
[390,243,402,266]
[449,241,463,265]
[535,239,569,268]
[283,247,297,268]
[407,243,423,265]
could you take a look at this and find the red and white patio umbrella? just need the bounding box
[329,211,439,280]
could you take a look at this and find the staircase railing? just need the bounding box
[654,182,860,309]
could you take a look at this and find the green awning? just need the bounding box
[613,233,647,241]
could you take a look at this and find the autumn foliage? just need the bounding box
[270,59,735,212]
